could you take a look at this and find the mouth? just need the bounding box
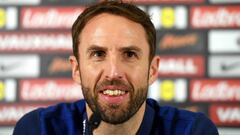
[98,88,129,105]
[101,89,127,96]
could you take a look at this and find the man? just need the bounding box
[13,1,219,135]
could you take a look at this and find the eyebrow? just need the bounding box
[119,46,142,54]
[86,44,142,54]
[86,45,107,53]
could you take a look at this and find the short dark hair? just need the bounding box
[72,1,156,60]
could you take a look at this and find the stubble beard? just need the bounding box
[81,79,148,125]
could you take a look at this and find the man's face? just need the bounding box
[71,13,159,124]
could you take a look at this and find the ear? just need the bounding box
[148,56,160,85]
[69,55,81,85]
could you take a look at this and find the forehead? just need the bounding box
[79,13,149,49]
[82,13,145,34]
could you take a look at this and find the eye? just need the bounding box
[93,50,105,57]
[90,50,106,60]
[124,51,138,59]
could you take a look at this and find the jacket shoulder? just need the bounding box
[40,100,86,119]
[13,109,41,135]
[13,100,86,135]
[146,99,219,135]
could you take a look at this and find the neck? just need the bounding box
[86,102,146,135]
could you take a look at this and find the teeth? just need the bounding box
[103,90,126,96]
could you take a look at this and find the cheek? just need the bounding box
[128,66,149,85]
[80,64,102,86]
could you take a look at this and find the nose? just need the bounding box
[104,55,123,80]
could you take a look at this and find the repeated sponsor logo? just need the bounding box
[123,0,204,4]
[148,79,187,102]
[210,0,240,4]
[42,0,97,5]
[190,6,240,28]
[0,79,16,102]
[158,55,205,77]
[157,31,206,54]
[180,105,206,113]
[0,55,40,78]
[208,30,240,53]
[190,79,240,102]
[0,7,17,30]
[209,55,240,77]
[19,79,83,101]
[148,6,187,29]
[0,104,47,125]
[0,32,72,52]
[157,103,208,114]
[0,0,40,5]
[137,5,147,12]
[218,128,240,135]
[210,105,240,126]
[181,104,207,114]
[21,7,84,29]
[40,54,72,77]
[0,127,13,135]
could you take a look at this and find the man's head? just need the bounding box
[72,0,156,61]
[70,1,159,125]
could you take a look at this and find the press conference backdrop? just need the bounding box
[0,0,239,134]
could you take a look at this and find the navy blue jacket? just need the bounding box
[13,99,219,135]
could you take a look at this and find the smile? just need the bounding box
[102,89,126,96]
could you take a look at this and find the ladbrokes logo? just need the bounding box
[148,79,187,102]
[21,7,84,29]
[158,55,205,77]
[190,79,240,102]
[191,6,240,28]
[210,105,240,126]
[0,32,71,52]
[20,79,83,101]
[0,7,17,30]
[148,6,187,29]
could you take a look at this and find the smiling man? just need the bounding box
[13,1,219,135]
